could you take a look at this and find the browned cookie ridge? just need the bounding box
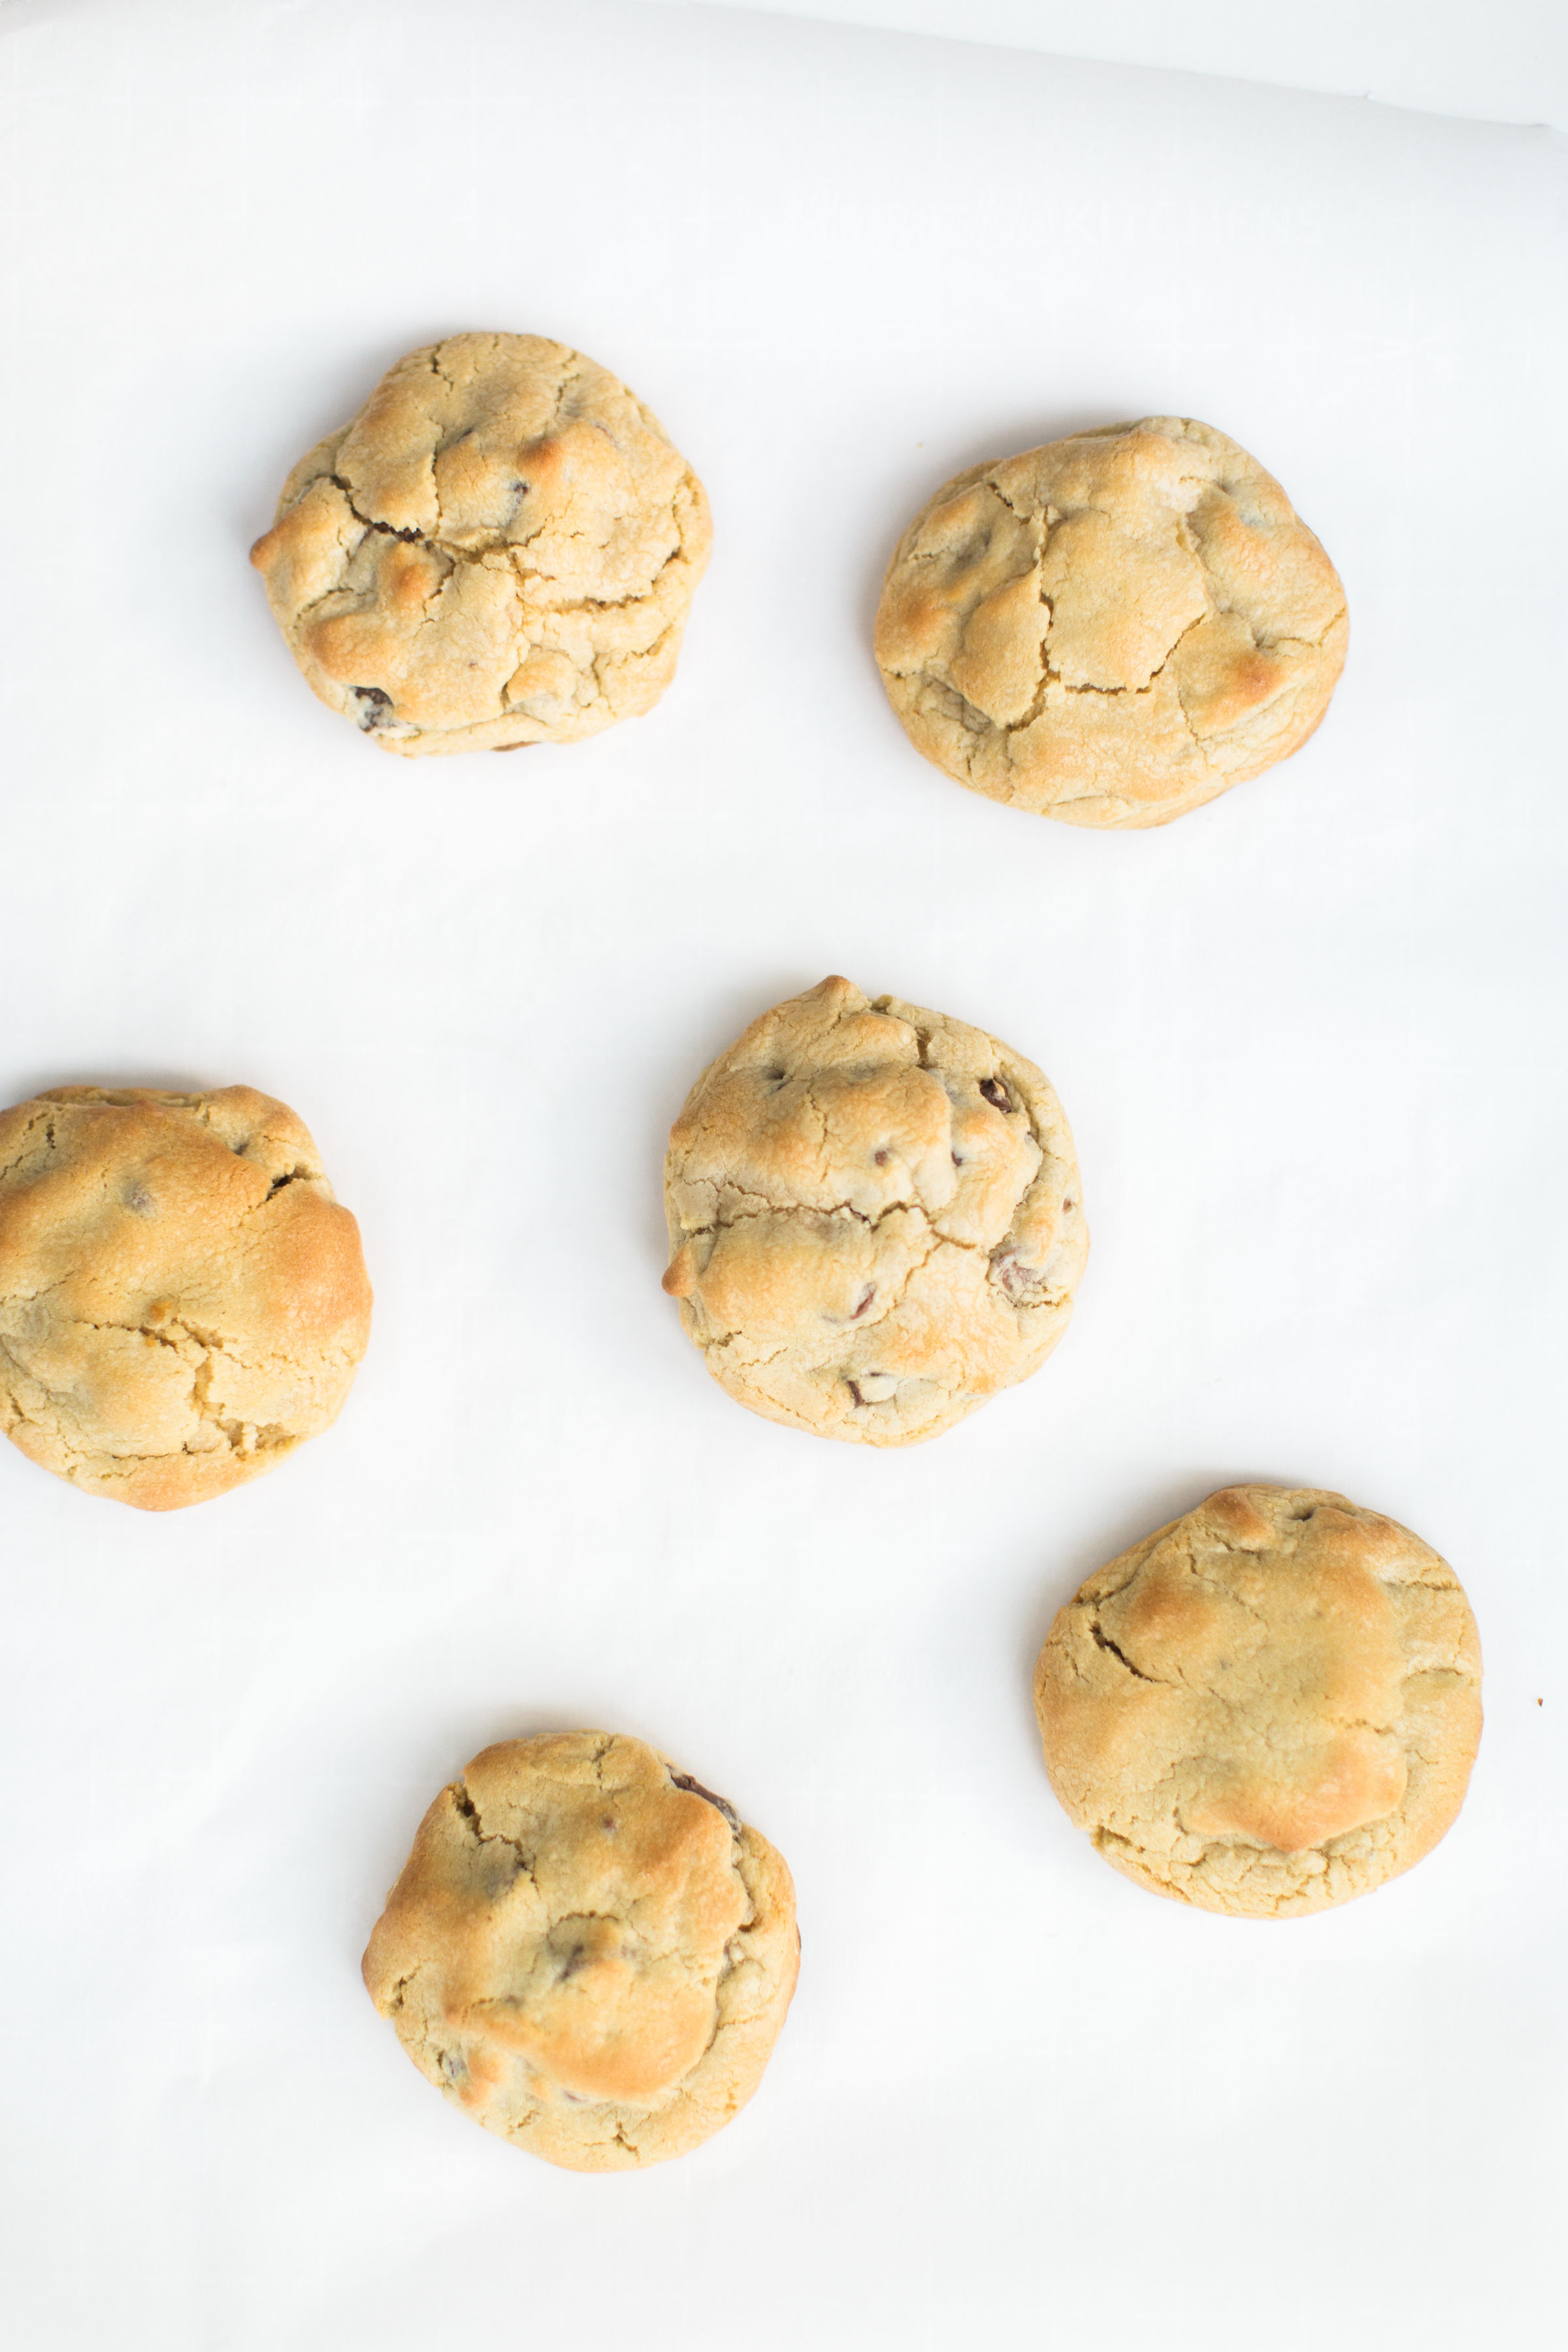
[363,1733,799,2171]
[1034,1486,1482,1916]
[252,333,711,755]
[0,1086,372,1511]
[662,976,1087,1445]
[875,417,1346,826]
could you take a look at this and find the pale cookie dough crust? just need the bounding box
[662,975,1087,1446]
[251,332,711,755]
[0,1086,372,1511]
[363,1732,799,2172]
[1034,1486,1482,1917]
[875,417,1347,828]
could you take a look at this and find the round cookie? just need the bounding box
[0,1086,372,1511]
[251,332,711,755]
[874,417,1347,827]
[362,1732,799,2172]
[662,975,1086,1445]
[1034,1486,1482,1917]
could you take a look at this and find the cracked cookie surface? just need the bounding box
[1034,1486,1482,1917]
[662,975,1086,1445]
[875,417,1347,827]
[0,1086,372,1511]
[251,332,711,755]
[362,1731,798,2172]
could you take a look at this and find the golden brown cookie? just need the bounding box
[875,417,1347,826]
[662,976,1086,1445]
[251,332,711,755]
[363,1732,799,2172]
[0,1086,372,1511]
[1034,1486,1482,1916]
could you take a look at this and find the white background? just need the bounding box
[653,0,1568,133]
[0,2,1564,2345]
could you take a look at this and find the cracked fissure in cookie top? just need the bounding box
[250,331,712,756]
[1034,1486,1482,1918]
[0,1085,372,1511]
[875,416,1347,828]
[362,1732,800,2172]
[662,975,1087,1446]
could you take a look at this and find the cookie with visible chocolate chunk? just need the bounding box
[361,1732,798,2172]
[875,417,1346,826]
[1033,1486,1482,1917]
[662,975,1086,1445]
[0,1085,371,1511]
[251,332,711,755]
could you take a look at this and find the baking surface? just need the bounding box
[657,0,1568,131]
[0,1,1563,2344]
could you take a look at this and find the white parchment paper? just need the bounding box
[0,2,1563,2345]
[650,0,1568,131]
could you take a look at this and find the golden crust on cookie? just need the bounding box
[362,1733,798,2172]
[0,1086,372,1511]
[252,332,711,755]
[875,417,1346,827]
[662,976,1086,1445]
[1034,1486,1482,1916]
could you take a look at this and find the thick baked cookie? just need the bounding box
[0,1086,372,1511]
[1034,1486,1482,1917]
[251,333,711,755]
[363,1732,798,2172]
[875,417,1346,827]
[662,975,1086,1445]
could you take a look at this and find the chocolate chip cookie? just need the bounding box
[0,1086,372,1510]
[875,417,1346,826]
[662,976,1086,1445]
[1034,1486,1482,1916]
[363,1732,798,2171]
[252,333,711,754]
